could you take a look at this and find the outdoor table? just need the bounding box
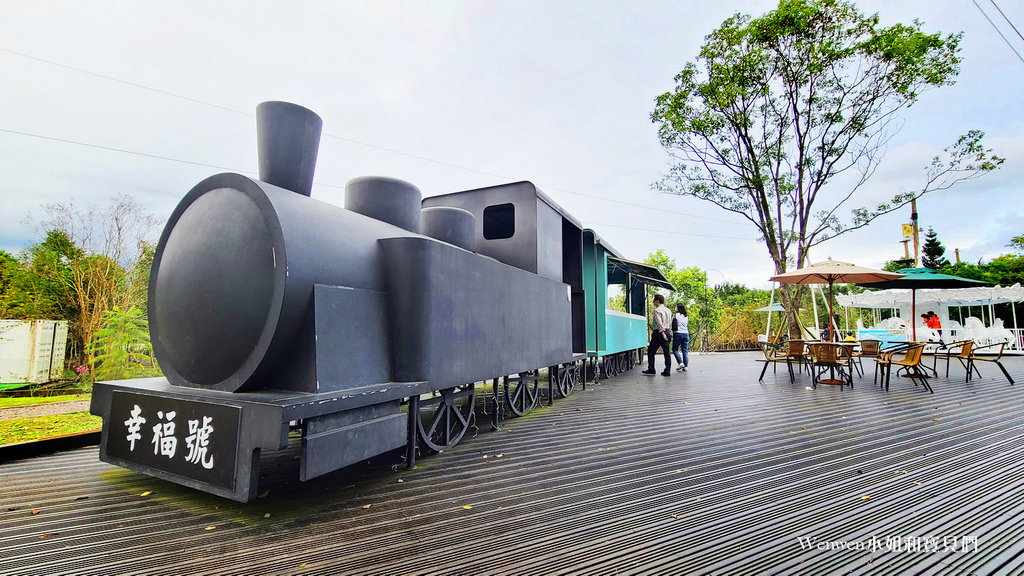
[807,342,856,389]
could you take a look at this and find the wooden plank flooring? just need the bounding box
[2,352,1024,575]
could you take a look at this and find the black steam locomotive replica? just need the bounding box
[90,102,672,501]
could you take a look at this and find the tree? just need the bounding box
[651,0,1002,337]
[644,250,723,347]
[921,226,950,269]
[0,231,80,322]
[89,306,156,381]
[1009,234,1024,254]
[883,258,915,272]
[939,256,1024,287]
[24,194,159,380]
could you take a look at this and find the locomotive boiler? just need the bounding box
[91,101,670,501]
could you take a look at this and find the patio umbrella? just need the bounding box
[857,267,989,340]
[770,260,903,341]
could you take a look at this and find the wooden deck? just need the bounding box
[2,352,1024,575]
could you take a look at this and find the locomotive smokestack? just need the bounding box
[256,101,323,196]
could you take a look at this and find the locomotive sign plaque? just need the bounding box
[105,391,241,490]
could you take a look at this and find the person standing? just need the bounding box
[926,311,943,344]
[643,294,673,376]
[673,303,690,371]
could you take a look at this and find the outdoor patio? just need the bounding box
[2,351,1024,575]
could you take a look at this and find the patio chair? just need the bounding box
[807,342,854,389]
[931,340,980,382]
[758,341,795,383]
[968,341,1015,385]
[875,342,931,393]
[787,339,813,375]
[849,339,879,376]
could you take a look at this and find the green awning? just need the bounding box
[607,257,675,291]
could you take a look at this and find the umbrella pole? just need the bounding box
[828,281,835,342]
[811,286,820,335]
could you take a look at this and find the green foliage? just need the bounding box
[0,394,91,408]
[131,242,156,312]
[21,195,160,378]
[0,231,79,321]
[921,227,950,269]
[643,250,722,345]
[939,255,1024,287]
[88,306,159,381]
[883,258,915,272]
[608,293,626,312]
[717,282,771,308]
[1008,234,1024,254]
[0,412,102,445]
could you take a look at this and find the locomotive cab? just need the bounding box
[422,182,586,355]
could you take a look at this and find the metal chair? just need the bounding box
[758,341,795,383]
[848,339,878,377]
[968,341,1015,385]
[932,340,980,381]
[787,339,813,375]
[875,342,931,393]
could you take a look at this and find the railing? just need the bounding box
[836,328,1024,353]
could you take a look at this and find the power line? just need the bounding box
[0,127,248,173]
[585,221,756,241]
[989,0,1024,44]
[0,127,345,190]
[0,48,254,118]
[0,45,757,229]
[971,0,1024,64]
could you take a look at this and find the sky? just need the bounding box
[1,0,1022,291]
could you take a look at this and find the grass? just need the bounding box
[0,394,91,408]
[0,413,102,445]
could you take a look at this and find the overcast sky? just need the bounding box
[2,0,1022,290]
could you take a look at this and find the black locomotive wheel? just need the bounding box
[617,352,628,373]
[555,361,581,398]
[605,356,618,378]
[504,370,540,416]
[417,384,476,453]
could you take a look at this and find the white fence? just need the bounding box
[834,327,1024,354]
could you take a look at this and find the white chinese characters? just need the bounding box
[124,405,146,451]
[123,405,215,470]
[152,411,178,458]
[185,416,215,469]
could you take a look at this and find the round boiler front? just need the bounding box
[149,174,287,392]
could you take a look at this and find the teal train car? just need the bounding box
[583,230,674,377]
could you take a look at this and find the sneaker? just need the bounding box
[642,370,656,375]
[661,370,671,376]
[676,365,684,372]
[682,366,688,372]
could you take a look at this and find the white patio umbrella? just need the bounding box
[770,260,903,341]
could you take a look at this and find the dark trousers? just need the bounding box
[647,331,671,372]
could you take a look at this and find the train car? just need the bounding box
[584,230,675,378]
[89,101,671,502]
